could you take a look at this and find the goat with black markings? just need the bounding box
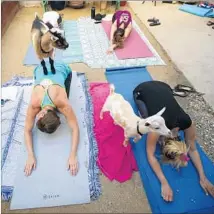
[31,12,69,75]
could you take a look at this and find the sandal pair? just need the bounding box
[148,17,161,26]
[207,21,214,29]
[172,84,204,97]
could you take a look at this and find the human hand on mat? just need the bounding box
[67,155,78,176]
[106,47,114,55]
[24,155,36,176]
[161,182,173,202]
[200,177,214,197]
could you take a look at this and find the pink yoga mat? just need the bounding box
[89,83,138,183]
[102,20,154,59]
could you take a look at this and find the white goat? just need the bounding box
[100,84,171,147]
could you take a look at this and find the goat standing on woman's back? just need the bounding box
[31,11,69,75]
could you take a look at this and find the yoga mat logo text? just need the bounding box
[43,194,60,200]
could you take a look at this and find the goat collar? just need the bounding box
[137,121,143,136]
[40,41,51,54]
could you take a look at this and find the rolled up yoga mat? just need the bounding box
[179,4,214,17]
[105,66,214,213]
[10,65,91,210]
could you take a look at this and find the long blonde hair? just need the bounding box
[161,139,190,169]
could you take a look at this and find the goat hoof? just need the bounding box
[43,68,48,75]
[51,67,56,74]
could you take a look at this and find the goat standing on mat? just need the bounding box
[31,12,69,75]
[100,84,172,147]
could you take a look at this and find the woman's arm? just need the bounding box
[124,22,132,40]
[57,97,79,176]
[110,21,117,45]
[24,104,40,156]
[147,133,168,184]
[147,132,173,201]
[24,104,40,176]
[58,100,79,157]
[185,124,204,178]
[185,123,214,196]
[107,21,118,54]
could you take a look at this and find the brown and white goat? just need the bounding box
[31,12,69,75]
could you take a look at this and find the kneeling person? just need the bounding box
[133,81,214,201]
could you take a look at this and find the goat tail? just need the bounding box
[109,84,115,95]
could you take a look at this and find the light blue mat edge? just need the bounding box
[105,66,214,214]
[1,74,101,201]
[179,4,214,17]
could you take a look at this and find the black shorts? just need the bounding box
[133,82,192,131]
[64,72,72,98]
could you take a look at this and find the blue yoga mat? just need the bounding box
[179,4,214,18]
[105,67,214,213]
[23,21,84,65]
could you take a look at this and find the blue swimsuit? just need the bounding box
[33,62,72,109]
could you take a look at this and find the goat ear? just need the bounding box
[59,13,64,18]
[156,107,166,116]
[145,122,150,127]
[51,36,58,42]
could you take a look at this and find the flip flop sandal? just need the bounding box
[174,84,196,93]
[172,90,188,97]
[150,20,161,26]
[95,21,102,24]
[148,17,159,22]
[207,21,214,26]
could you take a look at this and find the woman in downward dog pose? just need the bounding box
[107,10,132,54]
[133,81,214,202]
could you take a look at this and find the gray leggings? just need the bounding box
[133,92,149,119]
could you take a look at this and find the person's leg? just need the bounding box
[133,92,149,118]
[64,72,72,98]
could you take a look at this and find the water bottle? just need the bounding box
[91,6,95,19]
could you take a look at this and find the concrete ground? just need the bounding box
[129,1,214,110]
[1,1,214,213]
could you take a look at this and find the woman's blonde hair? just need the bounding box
[113,28,125,49]
[161,139,190,169]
